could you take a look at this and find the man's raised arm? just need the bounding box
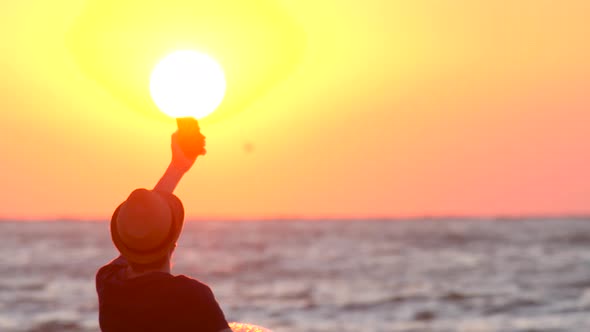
[153,119,206,194]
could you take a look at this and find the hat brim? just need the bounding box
[110,191,184,265]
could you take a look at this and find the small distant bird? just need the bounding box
[243,142,255,154]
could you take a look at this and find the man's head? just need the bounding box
[110,189,184,272]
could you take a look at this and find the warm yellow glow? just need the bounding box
[67,0,305,124]
[150,50,226,119]
[4,0,590,219]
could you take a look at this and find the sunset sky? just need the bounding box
[1,0,589,220]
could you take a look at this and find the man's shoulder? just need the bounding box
[170,275,214,296]
[96,256,128,288]
[152,275,217,312]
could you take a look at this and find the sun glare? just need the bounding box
[150,50,226,119]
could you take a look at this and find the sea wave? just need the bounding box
[1,219,590,331]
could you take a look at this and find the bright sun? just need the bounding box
[150,50,226,119]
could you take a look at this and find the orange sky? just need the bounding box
[1,0,589,220]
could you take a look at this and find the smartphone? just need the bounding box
[176,117,204,158]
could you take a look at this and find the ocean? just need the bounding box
[1,219,590,332]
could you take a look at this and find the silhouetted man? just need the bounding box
[96,121,231,332]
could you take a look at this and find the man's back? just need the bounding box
[97,256,229,332]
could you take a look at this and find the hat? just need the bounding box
[110,189,184,264]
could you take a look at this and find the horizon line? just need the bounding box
[1,214,590,223]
